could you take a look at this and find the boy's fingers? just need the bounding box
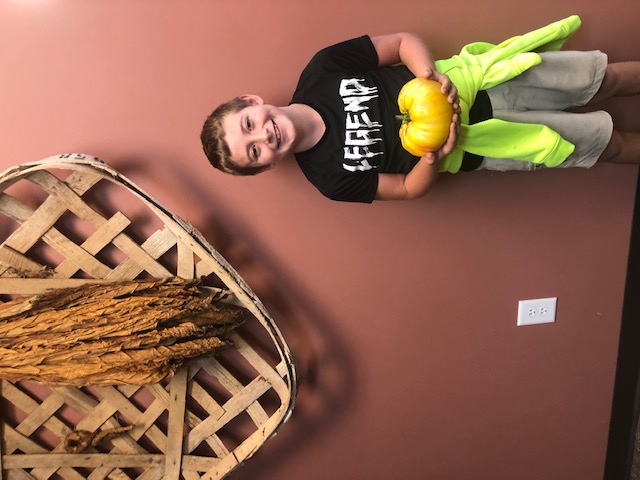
[440,115,460,155]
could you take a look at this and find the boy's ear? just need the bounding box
[239,94,264,105]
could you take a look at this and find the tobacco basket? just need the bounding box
[0,154,297,479]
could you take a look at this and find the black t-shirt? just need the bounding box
[290,36,417,203]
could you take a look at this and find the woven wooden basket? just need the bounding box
[0,154,297,479]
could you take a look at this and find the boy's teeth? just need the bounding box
[273,121,281,147]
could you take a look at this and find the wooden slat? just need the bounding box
[110,233,173,278]
[4,468,35,480]
[91,387,168,454]
[39,228,113,278]
[55,212,131,278]
[105,227,175,280]
[226,333,291,399]
[87,468,130,480]
[186,370,271,452]
[3,454,165,469]
[1,385,72,455]
[15,395,68,438]
[0,246,49,277]
[3,427,49,455]
[0,188,114,279]
[0,278,106,295]
[0,170,102,254]
[177,239,195,280]
[164,368,188,480]
[24,171,105,228]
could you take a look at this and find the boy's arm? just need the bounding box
[371,32,458,104]
[375,116,459,200]
[375,160,440,201]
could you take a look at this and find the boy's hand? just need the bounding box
[423,112,460,164]
[420,69,461,164]
[421,69,460,114]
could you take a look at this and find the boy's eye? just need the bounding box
[245,118,252,131]
[251,145,259,159]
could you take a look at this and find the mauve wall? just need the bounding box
[1,1,639,479]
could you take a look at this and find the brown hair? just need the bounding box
[200,97,271,176]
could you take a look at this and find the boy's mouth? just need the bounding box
[272,120,282,148]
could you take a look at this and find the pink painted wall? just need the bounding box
[1,1,639,479]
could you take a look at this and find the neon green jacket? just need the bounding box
[435,15,583,173]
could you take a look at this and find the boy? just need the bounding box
[200,15,640,203]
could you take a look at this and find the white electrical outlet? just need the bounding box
[517,297,557,326]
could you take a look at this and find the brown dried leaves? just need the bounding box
[0,277,245,386]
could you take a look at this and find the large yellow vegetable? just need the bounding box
[397,78,454,156]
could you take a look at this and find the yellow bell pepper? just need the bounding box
[397,78,453,157]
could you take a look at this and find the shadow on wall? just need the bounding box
[105,156,357,477]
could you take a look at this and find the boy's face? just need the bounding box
[223,95,295,170]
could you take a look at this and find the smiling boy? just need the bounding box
[221,96,327,174]
[201,16,640,203]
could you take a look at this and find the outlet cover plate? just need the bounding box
[517,297,557,326]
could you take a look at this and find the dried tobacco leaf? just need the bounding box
[0,277,245,386]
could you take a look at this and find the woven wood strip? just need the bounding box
[177,238,196,280]
[3,453,166,470]
[0,172,174,281]
[165,368,188,479]
[105,227,177,281]
[2,383,69,445]
[89,388,169,453]
[0,246,47,277]
[0,192,114,279]
[0,170,102,255]
[55,212,131,278]
[0,154,297,480]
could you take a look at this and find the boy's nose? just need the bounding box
[254,126,272,145]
